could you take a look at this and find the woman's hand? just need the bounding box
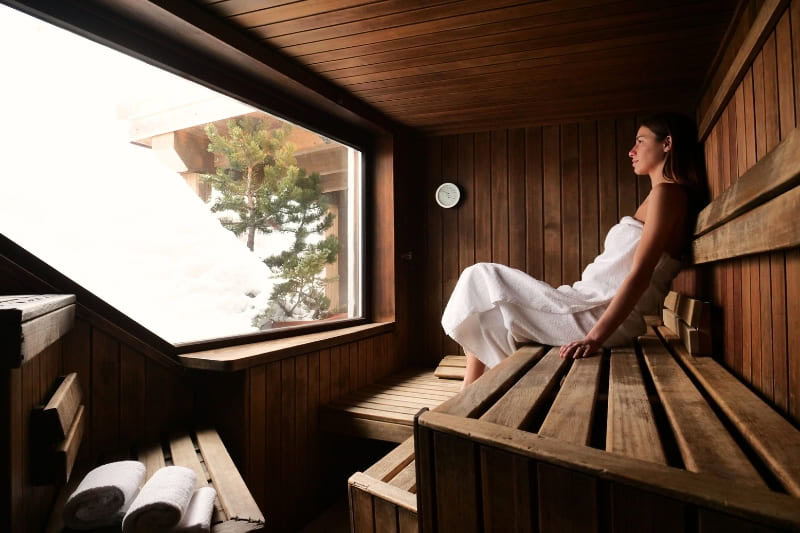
[559,338,602,359]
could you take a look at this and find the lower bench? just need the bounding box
[321,368,461,443]
[46,428,265,532]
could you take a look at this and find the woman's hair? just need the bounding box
[639,112,709,216]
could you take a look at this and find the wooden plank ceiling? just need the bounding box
[198,0,736,135]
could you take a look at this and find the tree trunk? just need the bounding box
[246,166,255,251]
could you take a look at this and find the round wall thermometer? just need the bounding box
[435,182,461,208]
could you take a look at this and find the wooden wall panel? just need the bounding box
[235,331,398,532]
[694,1,799,424]
[422,114,654,366]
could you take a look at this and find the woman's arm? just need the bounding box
[560,183,687,359]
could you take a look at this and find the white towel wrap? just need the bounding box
[63,460,145,530]
[442,216,684,367]
[122,465,196,533]
[175,486,217,533]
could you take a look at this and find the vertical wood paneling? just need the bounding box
[307,350,320,511]
[543,125,562,288]
[442,136,460,356]
[491,130,509,266]
[424,137,443,365]
[280,357,295,531]
[119,345,145,446]
[265,360,282,528]
[295,353,308,522]
[561,124,580,284]
[525,127,544,281]
[458,134,475,275]
[579,122,599,272]
[474,132,492,265]
[508,128,526,272]
[616,117,638,218]
[91,328,119,456]
[598,120,619,240]
[790,0,800,421]
[699,0,798,422]
[248,365,266,507]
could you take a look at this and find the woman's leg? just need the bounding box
[461,352,486,390]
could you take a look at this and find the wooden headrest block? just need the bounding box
[55,404,85,484]
[664,291,680,312]
[676,296,710,329]
[39,373,83,443]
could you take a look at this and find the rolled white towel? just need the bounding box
[174,486,217,533]
[122,465,196,533]
[63,460,145,530]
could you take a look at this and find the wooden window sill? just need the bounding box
[178,322,394,372]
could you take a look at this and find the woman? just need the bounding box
[441,113,705,388]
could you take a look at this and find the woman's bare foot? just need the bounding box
[461,353,486,390]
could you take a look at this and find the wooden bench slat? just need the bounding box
[330,405,416,425]
[639,336,766,487]
[436,345,547,417]
[323,412,413,442]
[661,327,800,497]
[538,355,602,445]
[607,348,666,465]
[379,379,461,393]
[480,347,569,429]
[349,472,417,513]
[350,391,442,408]
[692,181,800,263]
[196,428,265,523]
[364,437,415,481]
[170,433,208,489]
[433,366,465,380]
[138,441,166,480]
[438,356,466,367]
[364,384,454,400]
[694,125,800,237]
[388,460,416,492]
[332,398,423,415]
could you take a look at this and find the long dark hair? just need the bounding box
[639,112,709,217]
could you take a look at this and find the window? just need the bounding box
[0,5,364,345]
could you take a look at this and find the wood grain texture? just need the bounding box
[641,335,765,487]
[480,347,569,429]
[435,345,547,418]
[539,356,602,445]
[664,328,800,496]
[607,348,666,465]
[697,0,789,140]
[433,432,479,533]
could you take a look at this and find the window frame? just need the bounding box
[3,0,380,354]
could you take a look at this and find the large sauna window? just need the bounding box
[0,5,364,345]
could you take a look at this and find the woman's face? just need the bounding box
[629,126,669,176]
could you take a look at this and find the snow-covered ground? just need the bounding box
[0,5,304,343]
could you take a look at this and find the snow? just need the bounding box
[0,5,318,343]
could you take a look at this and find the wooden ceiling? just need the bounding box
[197,0,737,135]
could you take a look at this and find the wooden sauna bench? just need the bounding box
[321,368,462,443]
[412,125,800,532]
[46,428,265,532]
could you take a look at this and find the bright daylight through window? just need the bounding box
[0,6,363,344]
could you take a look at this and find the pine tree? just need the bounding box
[202,116,339,323]
[202,117,293,251]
